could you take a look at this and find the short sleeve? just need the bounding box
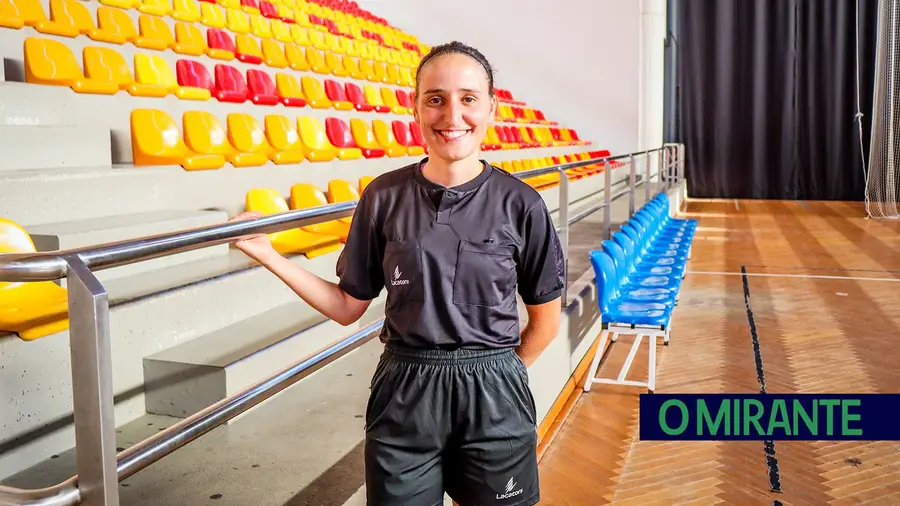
[335,189,384,301]
[517,199,566,305]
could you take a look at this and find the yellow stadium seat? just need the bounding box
[263,114,306,164]
[1,0,78,36]
[324,51,349,77]
[244,188,341,258]
[250,13,272,38]
[226,113,281,165]
[349,118,392,157]
[98,0,136,9]
[297,116,361,161]
[183,111,265,167]
[359,176,374,194]
[291,24,310,46]
[171,0,200,22]
[304,47,329,74]
[200,2,226,27]
[270,18,292,43]
[24,38,118,94]
[261,39,287,68]
[372,119,408,157]
[371,61,388,83]
[284,44,311,71]
[83,47,167,98]
[134,53,210,100]
[139,14,199,56]
[326,179,359,225]
[308,28,327,49]
[343,56,366,81]
[131,108,225,169]
[385,64,402,86]
[139,0,171,16]
[226,7,250,34]
[97,7,166,50]
[220,0,239,10]
[0,219,69,341]
[398,67,413,87]
[235,33,264,62]
[274,72,306,102]
[358,59,376,81]
[288,184,349,241]
[0,0,25,28]
[175,22,231,60]
[48,0,125,44]
[379,87,408,115]
[299,76,331,109]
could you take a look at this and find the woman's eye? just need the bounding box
[462,96,476,104]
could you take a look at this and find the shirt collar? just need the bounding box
[413,158,493,193]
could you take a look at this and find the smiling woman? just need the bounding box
[227,41,565,506]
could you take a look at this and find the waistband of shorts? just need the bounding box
[383,343,517,365]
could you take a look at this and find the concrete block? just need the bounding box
[0,125,111,171]
[143,299,385,418]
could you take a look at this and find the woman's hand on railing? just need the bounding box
[228,212,279,265]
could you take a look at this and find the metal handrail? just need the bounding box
[0,144,685,506]
[1,153,620,283]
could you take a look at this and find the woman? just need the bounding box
[229,41,565,506]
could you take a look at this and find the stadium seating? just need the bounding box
[0,219,70,341]
[244,188,342,256]
[583,193,697,394]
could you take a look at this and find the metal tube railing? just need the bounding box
[0,143,685,506]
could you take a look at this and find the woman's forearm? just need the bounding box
[259,250,371,326]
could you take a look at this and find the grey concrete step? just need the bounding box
[143,298,386,418]
[0,125,111,171]
[26,209,229,283]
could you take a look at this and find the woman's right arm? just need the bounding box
[228,212,372,326]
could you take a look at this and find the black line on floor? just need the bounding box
[741,266,783,495]
[743,264,900,275]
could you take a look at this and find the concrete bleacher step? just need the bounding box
[0,82,73,126]
[27,209,229,283]
[0,125,111,171]
[143,298,386,419]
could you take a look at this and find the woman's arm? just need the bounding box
[516,298,562,366]
[228,212,373,326]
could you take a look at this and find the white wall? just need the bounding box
[357,0,667,154]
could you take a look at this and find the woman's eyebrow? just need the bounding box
[422,88,481,95]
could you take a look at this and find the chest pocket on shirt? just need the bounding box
[383,240,424,305]
[453,241,516,307]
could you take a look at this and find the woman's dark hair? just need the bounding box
[414,41,495,99]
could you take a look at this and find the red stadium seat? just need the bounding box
[213,64,249,103]
[176,59,215,96]
[345,82,386,112]
[246,69,280,106]
[325,117,384,158]
[323,79,354,110]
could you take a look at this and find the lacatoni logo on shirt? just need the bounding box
[496,477,523,500]
[391,266,409,286]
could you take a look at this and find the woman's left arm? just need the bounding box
[515,199,567,366]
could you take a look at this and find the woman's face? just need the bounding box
[414,53,497,164]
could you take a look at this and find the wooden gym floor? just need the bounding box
[537,199,900,505]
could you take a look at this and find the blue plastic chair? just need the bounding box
[584,249,670,394]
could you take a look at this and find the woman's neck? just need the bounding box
[421,157,484,188]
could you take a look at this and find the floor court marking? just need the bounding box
[742,264,900,275]
[740,266,783,497]
[686,271,900,283]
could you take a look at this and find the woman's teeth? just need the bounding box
[438,130,470,140]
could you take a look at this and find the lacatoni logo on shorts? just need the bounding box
[496,476,523,500]
[391,266,409,286]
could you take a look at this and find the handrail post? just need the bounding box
[645,152,652,202]
[66,256,119,506]
[603,160,612,239]
[628,154,636,217]
[557,167,569,307]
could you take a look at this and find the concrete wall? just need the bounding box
[357,0,667,154]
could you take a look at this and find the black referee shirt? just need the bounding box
[335,159,566,349]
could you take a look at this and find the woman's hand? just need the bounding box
[228,211,277,264]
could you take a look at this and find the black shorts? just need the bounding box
[364,344,540,506]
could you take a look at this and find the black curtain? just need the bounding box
[665,0,879,201]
